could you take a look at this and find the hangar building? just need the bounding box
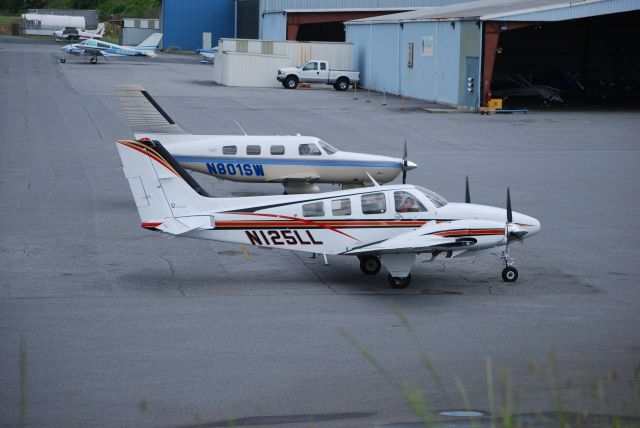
[258,0,476,41]
[161,0,235,51]
[346,0,640,109]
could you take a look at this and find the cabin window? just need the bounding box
[302,202,324,217]
[222,145,237,155]
[270,145,285,155]
[318,139,337,155]
[394,191,427,213]
[299,144,321,156]
[97,42,110,48]
[246,145,261,155]
[361,193,386,214]
[331,198,351,216]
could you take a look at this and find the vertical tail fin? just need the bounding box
[136,33,162,51]
[116,140,211,230]
[95,23,105,36]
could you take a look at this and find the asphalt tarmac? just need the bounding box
[1,37,639,427]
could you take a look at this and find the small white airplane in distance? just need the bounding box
[54,23,105,42]
[60,33,162,64]
[115,139,541,288]
[114,85,418,194]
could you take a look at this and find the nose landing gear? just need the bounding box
[500,250,519,283]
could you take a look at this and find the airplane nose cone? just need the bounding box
[406,160,418,170]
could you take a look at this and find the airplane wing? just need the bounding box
[114,85,187,135]
[341,220,504,256]
[267,173,321,183]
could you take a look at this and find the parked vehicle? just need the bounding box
[277,60,360,91]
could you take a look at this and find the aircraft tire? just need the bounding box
[501,266,518,283]
[59,58,65,63]
[388,273,411,289]
[359,256,381,275]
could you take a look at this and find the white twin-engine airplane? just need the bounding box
[54,23,105,41]
[115,139,541,288]
[114,85,417,194]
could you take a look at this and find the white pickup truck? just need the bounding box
[277,60,360,91]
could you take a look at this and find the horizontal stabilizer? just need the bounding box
[156,216,214,235]
[114,85,186,135]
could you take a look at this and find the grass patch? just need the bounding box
[0,16,20,25]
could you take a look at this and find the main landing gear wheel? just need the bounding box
[90,57,97,64]
[59,58,66,63]
[359,256,381,275]
[501,266,519,283]
[388,274,411,289]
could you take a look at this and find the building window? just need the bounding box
[407,42,414,68]
[421,36,433,56]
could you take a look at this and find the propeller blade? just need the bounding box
[506,187,513,224]
[402,139,408,184]
[465,176,470,203]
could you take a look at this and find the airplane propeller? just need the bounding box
[505,187,527,242]
[401,139,408,184]
[465,176,471,203]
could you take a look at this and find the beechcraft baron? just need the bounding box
[115,85,417,194]
[54,22,105,42]
[59,33,162,64]
[116,139,540,288]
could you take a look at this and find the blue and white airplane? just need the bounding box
[59,33,162,64]
[115,85,418,194]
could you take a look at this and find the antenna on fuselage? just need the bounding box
[233,120,248,136]
[366,172,380,187]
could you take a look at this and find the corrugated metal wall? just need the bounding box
[122,28,159,46]
[457,20,480,106]
[260,0,471,12]
[162,0,234,51]
[347,20,464,106]
[258,0,478,39]
[262,12,287,40]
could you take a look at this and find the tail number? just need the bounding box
[207,163,264,177]
[245,230,323,246]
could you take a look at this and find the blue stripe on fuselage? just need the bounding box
[173,156,401,168]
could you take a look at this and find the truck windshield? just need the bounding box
[318,139,338,155]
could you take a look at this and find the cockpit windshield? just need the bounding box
[317,139,338,155]
[415,186,448,207]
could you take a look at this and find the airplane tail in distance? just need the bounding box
[114,85,186,135]
[116,139,212,227]
[136,33,162,53]
[94,22,105,36]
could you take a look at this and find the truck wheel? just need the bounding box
[335,78,349,91]
[285,76,298,89]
